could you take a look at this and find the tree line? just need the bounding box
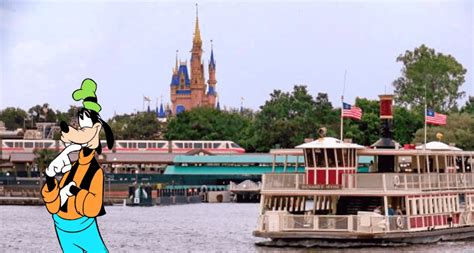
[1,45,473,152]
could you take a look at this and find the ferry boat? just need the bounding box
[253,136,474,246]
[253,96,474,247]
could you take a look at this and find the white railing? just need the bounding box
[261,173,474,192]
[229,181,260,191]
[259,213,413,233]
[342,173,474,191]
[262,173,305,191]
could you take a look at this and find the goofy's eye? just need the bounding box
[79,114,93,128]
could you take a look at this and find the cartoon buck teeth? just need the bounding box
[41,78,114,252]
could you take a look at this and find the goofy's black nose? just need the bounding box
[60,121,69,133]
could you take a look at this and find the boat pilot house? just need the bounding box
[255,137,474,244]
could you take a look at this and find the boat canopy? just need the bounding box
[416,141,462,151]
[296,137,365,149]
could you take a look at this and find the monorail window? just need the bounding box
[184,143,191,149]
[231,143,241,148]
[44,143,52,148]
[129,142,137,148]
[34,142,43,148]
[15,142,23,148]
[157,143,165,148]
[175,143,183,148]
[101,141,107,147]
[213,143,219,149]
[5,142,13,147]
[25,142,33,148]
[195,143,202,149]
[149,143,156,148]
[138,143,146,149]
[305,149,314,167]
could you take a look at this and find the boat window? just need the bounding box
[305,149,314,167]
[336,149,344,167]
[138,143,146,149]
[326,149,336,168]
[315,149,325,167]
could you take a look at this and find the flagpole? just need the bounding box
[424,80,427,150]
[340,95,344,141]
[340,70,347,141]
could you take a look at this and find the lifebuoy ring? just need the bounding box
[393,175,401,187]
[396,216,404,229]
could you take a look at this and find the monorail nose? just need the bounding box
[60,121,69,133]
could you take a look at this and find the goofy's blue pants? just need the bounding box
[53,214,108,253]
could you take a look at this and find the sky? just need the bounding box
[0,0,473,120]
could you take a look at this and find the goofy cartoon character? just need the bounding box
[41,78,113,252]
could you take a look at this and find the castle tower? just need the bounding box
[207,40,217,107]
[190,4,205,107]
[169,5,219,115]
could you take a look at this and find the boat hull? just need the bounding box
[254,226,474,247]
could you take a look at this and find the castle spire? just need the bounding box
[174,50,179,74]
[193,3,202,44]
[209,40,216,70]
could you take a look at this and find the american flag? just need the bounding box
[342,102,362,120]
[425,109,447,125]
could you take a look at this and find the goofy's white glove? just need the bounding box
[60,181,76,207]
[46,144,82,177]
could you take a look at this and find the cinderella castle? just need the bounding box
[169,6,218,115]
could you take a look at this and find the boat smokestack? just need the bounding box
[371,94,396,172]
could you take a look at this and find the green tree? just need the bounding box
[252,85,319,152]
[461,96,474,114]
[28,103,57,123]
[413,113,474,150]
[123,112,162,139]
[342,98,380,146]
[0,107,28,130]
[56,105,80,124]
[393,44,467,112]
[314,93,339,136]
[165,107,254,150]
[393,106,423,145]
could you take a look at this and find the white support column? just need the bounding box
[324,149,329,185]
[405,197,411,230]
[272,155,276,173]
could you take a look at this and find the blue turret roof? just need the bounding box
[158,103,166,118]
[171,73,179,86]
[207,86,216,95]
[171,64,190,86]
[209,49,216,69]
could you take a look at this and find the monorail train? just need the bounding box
[0,139,245,159]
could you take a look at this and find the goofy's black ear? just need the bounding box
[99,118,114,149]
[96,142,102,155]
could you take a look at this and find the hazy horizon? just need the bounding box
[1,0,473,120]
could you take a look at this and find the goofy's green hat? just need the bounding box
[72,78,102,113]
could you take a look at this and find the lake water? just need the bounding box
[1,203,474,252]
